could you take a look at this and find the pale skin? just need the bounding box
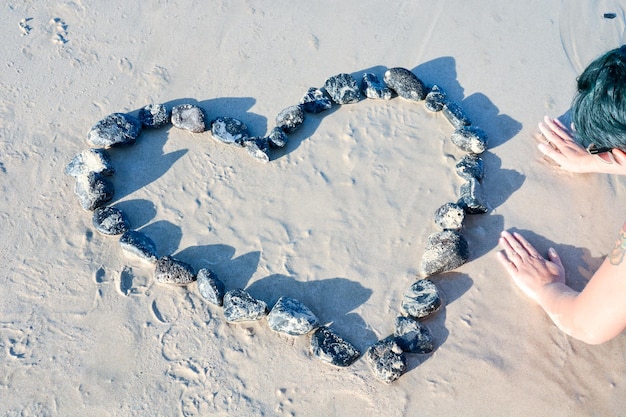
[497,116,626,344]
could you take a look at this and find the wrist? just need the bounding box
[536,281,577,312]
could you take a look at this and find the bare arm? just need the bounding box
[498,227,626,344]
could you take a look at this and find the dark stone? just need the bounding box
[455,154,484,180]
[324,73,361,104]
[310,326,360,367]
[401,279,442,319]
[434,202,465,231]
[394,316,434,354]
[424,85,447,112]
[139,103,170,129]
[451,126,488,154]
[65,148,114,178]
[267,297,319,336]
[119,230,157,263]
[92,206,129,235]
[74,172,114,211]
[154,255,195,285]
[222,289,268,322]
[299,87,333,113]
[87,113,142,148]
[211,116,249,144]
[171,104,205,133]
[197,268,225,306]
[361,73,393,100]
[276,105,305,133]
[241,137,270,163]
[266,126,288,148]
[365,337,407,383]
[458,178,489,214]
[442,102,471,128]
[383,67,426,101]
[419,230,469,277]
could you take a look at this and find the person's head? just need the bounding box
[572,45,626,152]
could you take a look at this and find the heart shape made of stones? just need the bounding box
[65,67,489,383]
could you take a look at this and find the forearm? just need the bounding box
[537,283,591,342]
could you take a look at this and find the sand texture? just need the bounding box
[1,1,626,416]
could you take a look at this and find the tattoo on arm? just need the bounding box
[609,222,626,265]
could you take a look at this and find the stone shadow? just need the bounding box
[139,220,183,258]
[413,57,522,148]
[174,244,260,291]
[245,274,376,352]
[112,198,157,229]
[108,97,265,202]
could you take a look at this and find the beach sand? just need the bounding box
[1,1,625,415]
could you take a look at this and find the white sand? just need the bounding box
[2,1,626,415]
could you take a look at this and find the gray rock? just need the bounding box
[87,113,142,148]
[242,137,270,163]
[171,104,206,133]
[424,85,447,112]
[442,102,471,128]
[324,73,361,104]
[154,255,195,285]
[365,337,407,383]
[451,126,488,154]
[458,178,489,214]
[276,105,305,133]
[299,87,333,113]
[65,148,114,178]
[400,279,442,319]
[92,206,129,235]
[139,103,170,128]
[434,202,465,231]
[267,297,319,336]
[210,116,249,144]
[119,230,157,263]
[361,73,393,100]
[197,268,225,306]
[223,289,268,322]
[266,126,288,148]
[74,172,114,211]
[383,67,426,101]
[455,154,484,180]
[394,316,434,354]
[310,326,360,367]
[420,230,469,277]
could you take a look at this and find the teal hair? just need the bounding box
[571,45,626,150]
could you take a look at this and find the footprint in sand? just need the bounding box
[49,17,68,45]
[0,325,31,360]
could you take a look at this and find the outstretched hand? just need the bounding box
[497,230,565,303]
[537,116,626,174]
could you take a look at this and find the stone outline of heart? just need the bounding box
[65,67,488,383]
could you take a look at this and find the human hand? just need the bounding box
[536,116,597,173]
[537,116,626,174]
[497,230,566,303]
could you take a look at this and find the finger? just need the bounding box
[504,232,543,259]
[497,250,518,273]
[552,117,570,132]
[538,141,566,165]
[547,247,563,268]
[538,122,568,146]
[612,148,626,166]
[544,116,571,139]
[499,231,528,259]
[512,232,543,259]
[498,234,518,259]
